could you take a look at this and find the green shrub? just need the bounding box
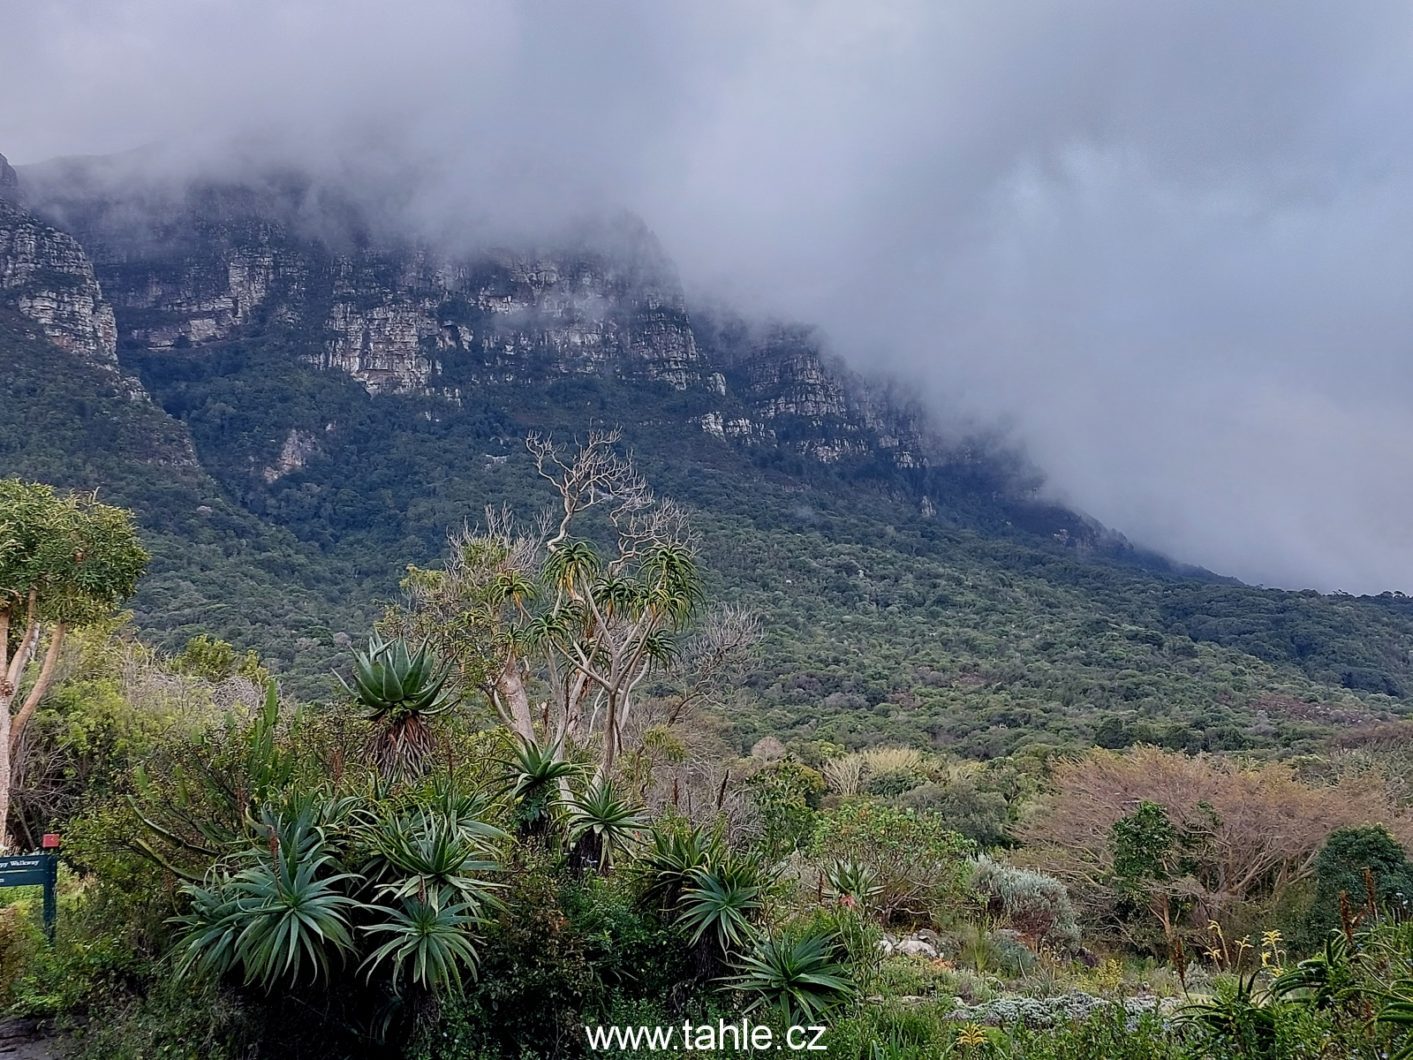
[746,759,824,859]
[439,848,613,1059]
[0,906,38,1006]
[873,953,978,1000]
[954,923,1037,978]
[970,856,1080,953]
[824,1001,953,1060]
[1302,826,1413,943]
[896,780,1011,848]
[810,800,971,923]
[1000,1006,1182,1058]
[563,874,688,1001]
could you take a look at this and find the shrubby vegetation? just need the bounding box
[6,441,1413,1057]
[7,301,1413,759]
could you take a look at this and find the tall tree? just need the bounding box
[0,480,147,847]
[391,431,758,778]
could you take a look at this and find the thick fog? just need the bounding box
[3,0,1412,593]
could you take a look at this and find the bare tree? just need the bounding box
[1018,745,1413,947]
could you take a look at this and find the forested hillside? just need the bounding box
[2,158,1412,760]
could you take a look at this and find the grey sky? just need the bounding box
[3,0,1411,592]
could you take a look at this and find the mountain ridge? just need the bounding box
[4,148,1412,755]
[13,157,1092,522]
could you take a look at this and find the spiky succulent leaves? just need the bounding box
[544,539,602,592]
[1378,981,1413,1060]
[636,824,719,914]
[1270,933,1355,1009]
[1178,971,1278,1052]
[565,777,646,871]
[341,636,456,721]
[362,897,485,994]
[503,737,578,837]
[367,808,505,914]
[423,780,501,838]
[824,858,882,911]
[678,855,766,956]
[640,543,704,627]
[592,575,641,619]
[725,932,856,1024]
[491,569,538,609]
[171,879,242,981]
[173,813,359,991]
[339,635,457,777]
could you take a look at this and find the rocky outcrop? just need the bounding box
[27,173,718,399]
[0,198,120,367]
[114,242,283,350]
[314,243,713,394]
[0,154,18,202]
[13,161,1033,490]
[702,321,932,468]
[262,427,324,483]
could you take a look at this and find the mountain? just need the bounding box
[3,149,1412,756]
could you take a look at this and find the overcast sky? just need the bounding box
[3,0,1412,593]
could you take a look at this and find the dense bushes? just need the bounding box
[12,647,1413,1057]
[24,680,884,1056]
[971,856,1080,953]
[810,800,971,923]
[11,304,1413,748]
[1018,745,1413,950]
[1302,825,1413,942]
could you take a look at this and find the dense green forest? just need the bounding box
[4,302,1412,764]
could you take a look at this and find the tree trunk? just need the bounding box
[494,658,536,743]
[10,623,64,757]
[599,693,619,780]
[0,680,12,851]
[0,616,62,852]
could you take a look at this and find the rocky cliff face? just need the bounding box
[0,191,121,370]
[14,159,1045,500]
[0,154,18,202]
[30,175,723,401]
[704,322,935,467]
[312,241,716,397]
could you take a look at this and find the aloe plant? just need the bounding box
[362,897,487,993]
[678,854,767,957]
[636,823,719,914]
[565,777,645,872]
[338,635,456,776]
[172,807,360,990]
[725,931,855,1023]
[503,736,578,837]
[824,858,882,912]
[362,805,505,915]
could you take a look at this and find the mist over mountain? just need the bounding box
[6,0,1413,594]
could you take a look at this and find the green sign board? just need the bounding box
[0,853,57,941]
[0,856,50,887]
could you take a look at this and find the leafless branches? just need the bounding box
[395,431,760,784]
[528,430,650,550]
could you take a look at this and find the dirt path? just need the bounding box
[0,1020,62,1059]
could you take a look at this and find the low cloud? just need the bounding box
[4,0,1411,591]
